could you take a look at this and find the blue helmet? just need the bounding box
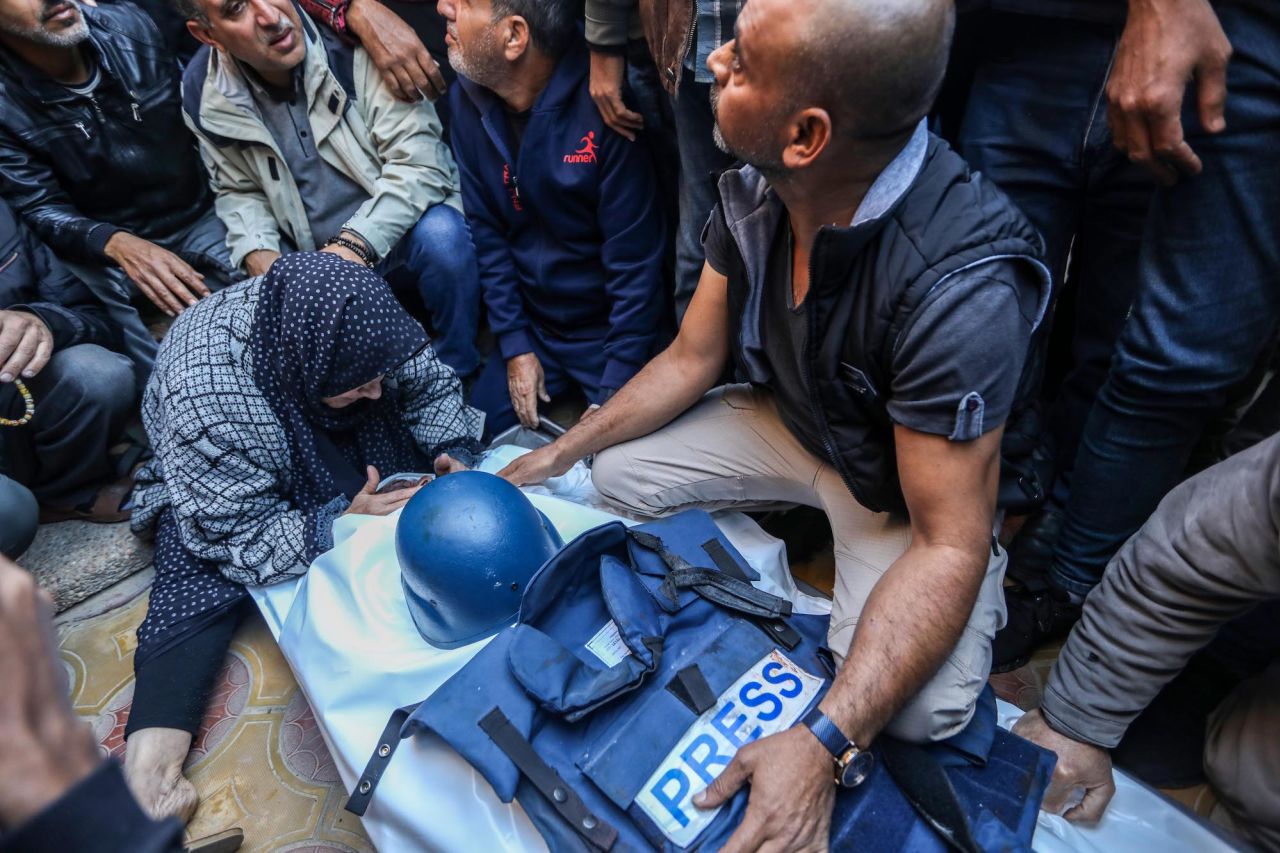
[396,471,564,649]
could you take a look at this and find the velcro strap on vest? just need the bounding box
[345,702,420,816]
[701,538,754,581]
[480,707,618,851]
[629,526,800,647]
[878,737,981,853]
[666,664,717,715]
[664,568,794,619]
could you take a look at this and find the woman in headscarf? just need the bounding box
[121,253,484,824]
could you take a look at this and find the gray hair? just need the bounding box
[490,0,580,59]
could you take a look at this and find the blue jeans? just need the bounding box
[470,327,612,437]
[671,74,736,323]
[381,204,482,377]
[955,12,1153,506]
[1050,1,1280,596]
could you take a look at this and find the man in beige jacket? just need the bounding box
[177,0,481,376]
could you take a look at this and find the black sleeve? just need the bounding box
[12,215,120,352]
[887,260,1041,440]
[0,760,185,853]
[699,204,734,276]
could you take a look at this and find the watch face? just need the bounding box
[838,750,874,788]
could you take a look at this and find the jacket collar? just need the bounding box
[716,119,929,233]
[197,9,341,148]
[456,40,589,164]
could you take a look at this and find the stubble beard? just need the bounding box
[447,29,504,89]
[709,82,786,177]
[0,0,89,47]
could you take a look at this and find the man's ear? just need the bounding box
[501,14,531,62]
[781,107,833,171]
[186,18,222,50]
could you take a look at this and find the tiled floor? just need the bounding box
[58,583,374,852]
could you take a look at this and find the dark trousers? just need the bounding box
[1049,2,1280,595]
[61,207,235,393]
[671,74,736,324]
[128,511,247,737]
[955,12,1153,507]
[0,344,136,506]
[127,601,243,737]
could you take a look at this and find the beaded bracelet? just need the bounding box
[324,233,377,267]
[0,378,34,427]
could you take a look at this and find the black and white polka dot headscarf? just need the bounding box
[250,252,432,509]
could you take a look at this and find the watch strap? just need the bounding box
[801,706,852,758]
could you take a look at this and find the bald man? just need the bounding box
[502,0,1049,847]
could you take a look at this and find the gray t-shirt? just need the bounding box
[247,65,370,251]
[703,210,1041,446]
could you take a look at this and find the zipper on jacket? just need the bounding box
[129,89,141,122]
[799,229,869,509]
[74,121,90,139]
[680,0,699,69]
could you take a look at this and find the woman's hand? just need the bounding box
[345,466,424,516]
[433,453,469,476]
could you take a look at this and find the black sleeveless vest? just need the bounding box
[723,134,1050,514]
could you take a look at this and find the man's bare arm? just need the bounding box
[821,425,1001,745]
[697,425,1002,851]
[499,263,730,484]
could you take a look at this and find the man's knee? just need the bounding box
[591,446,646,512]
[39,345,137,418]
[409,206,474,271]
[0,476,39,558]
[828,548,1004,744]
[1203,666,1280,848]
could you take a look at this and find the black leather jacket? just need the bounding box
[0,2,211,263]
[0,198,118,352]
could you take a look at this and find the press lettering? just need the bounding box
[710,700,762,748]
[762,660,804,698]
[738,680,783,722]
[681,733,733,785]
[649,768,691,828]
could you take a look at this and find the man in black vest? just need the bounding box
[501,0,1048,846]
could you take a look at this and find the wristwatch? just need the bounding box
[800,706,874,788]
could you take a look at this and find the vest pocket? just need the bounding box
[507,554,665,721]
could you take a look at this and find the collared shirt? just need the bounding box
[244,62,369,249]
[685,0,743,83]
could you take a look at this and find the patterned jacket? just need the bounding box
[130,278,484,586]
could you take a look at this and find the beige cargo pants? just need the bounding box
[591,385,1008,743]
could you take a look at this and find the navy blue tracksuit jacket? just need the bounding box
[449,42,665,393]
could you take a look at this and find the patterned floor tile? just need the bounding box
[57,583,374,852]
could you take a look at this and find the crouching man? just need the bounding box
[176,0,482,377]
[502,0,1049,846]
[439,0,666,435]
